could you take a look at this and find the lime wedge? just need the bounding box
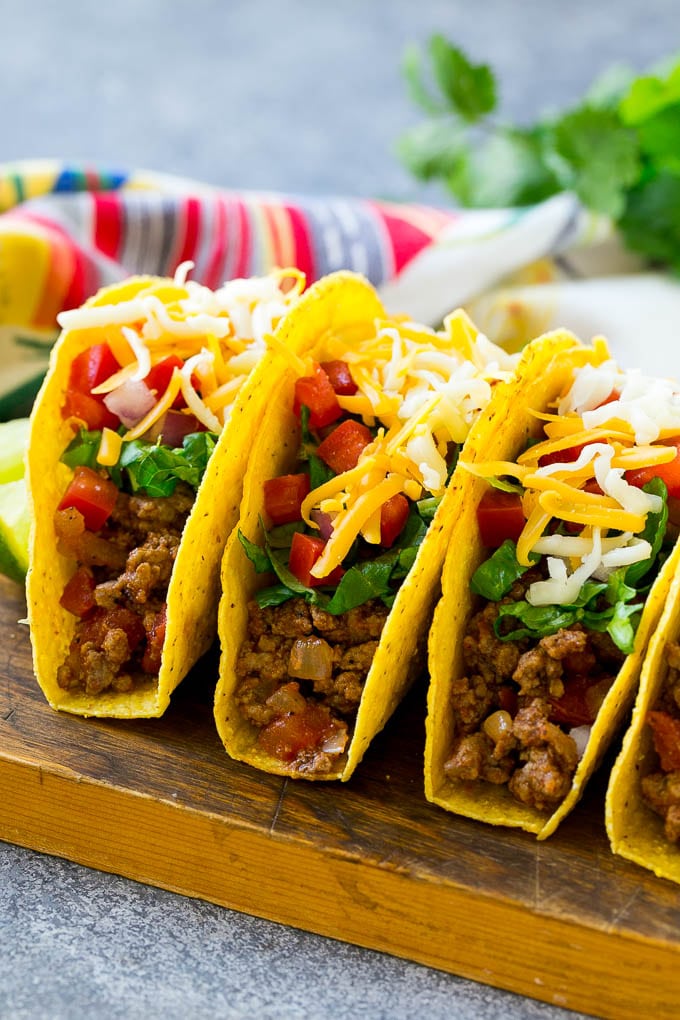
[0,417,30,483]
[0,477,30,584]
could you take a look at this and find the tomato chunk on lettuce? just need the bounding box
[58,466,118,531]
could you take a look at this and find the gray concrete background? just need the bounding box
[2,2,679,1018]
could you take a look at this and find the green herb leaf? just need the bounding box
[396,118,471,184]
[402,42,449,115]
[61,429,103,470]
[619,170,680,271]
[428,35,497,122]
[547,107,641,218]
[470,540,532,601]
[119,432,217,496]
[237,530,272,574]
[625,478,668,586]
[465,128,561,208]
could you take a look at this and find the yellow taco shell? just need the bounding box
[606,559,680,884]
[214,297,516,780]
[425,332,679,838]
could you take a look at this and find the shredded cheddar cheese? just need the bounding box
[58,265,306,463]
[469,357,680,604]
[283,314,519,580]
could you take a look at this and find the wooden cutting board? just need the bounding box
[1,573,679,1019]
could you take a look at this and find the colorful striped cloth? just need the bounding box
[4,158,677,419]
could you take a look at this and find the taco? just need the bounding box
[26,266,372,718]
[214,298,519,779]
[606,560,680,884]
[425,336,680,838]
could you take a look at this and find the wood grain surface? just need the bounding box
[1,574,679,1019]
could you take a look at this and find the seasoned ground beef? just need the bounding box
[641,642,680,843]
[57,484,193,695]
[234,596,390,772]
[445,587,623,813]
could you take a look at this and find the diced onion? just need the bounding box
[570,725,591,760]
[321,722,349,755]
[288,637,334,682]
[483,710,513,744]
[103,379,156,427]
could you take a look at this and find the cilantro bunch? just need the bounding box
[397,36,680,271]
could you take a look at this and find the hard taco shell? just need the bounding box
[214,297,510,780]
[26,270,372,718]
[606,561,680,884]
[425,332,680,838]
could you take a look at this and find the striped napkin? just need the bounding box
[2,159,679,419]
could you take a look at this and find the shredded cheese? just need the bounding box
[96,428,123,466]
[470,356,680,604]
[300,315,518,578]
[62,268,305,458]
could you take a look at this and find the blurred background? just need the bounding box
[4,0,680,202]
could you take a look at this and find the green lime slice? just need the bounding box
[0,417,30,483]
[0,478,30,584]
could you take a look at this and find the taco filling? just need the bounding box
[640,643,680,843]
[52,267,304,696]
[445,356,680,812]
[235,312,516,774]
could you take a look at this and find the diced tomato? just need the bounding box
[647,710,680,772]
[316,419,372,474]
[549,675,611,728]
[141,604,167,674]
[549,675,594,727]
[293,364,342,429]
[538,443,586,468]
[63,389,120,431]
[58,466,119,532]
[68,343,120,394]
[476,489,526,548]
[63,344,122,429]
[263,473,311,525]
[258,702,336,762]
[319,359,357,396]
[288,531,344,588]
[59,566,96,618]
[380,492,410,547]
[145,355,185,408]
[626,438,680,499]
[498,685,518,716]
[79,606,145,653]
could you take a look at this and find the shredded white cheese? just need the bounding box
[301,311,518,578]
[59,267,305,437]
[500,357,680,605]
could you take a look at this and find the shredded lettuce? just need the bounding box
[470,539,534,600]
[238,499,430,616]
[470,479,669,655]
[61,427,218,497]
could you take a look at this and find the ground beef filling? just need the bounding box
[234,597,389,774]
[444,576,624,813]
[56,484,193,695]
[641,642,680,843]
